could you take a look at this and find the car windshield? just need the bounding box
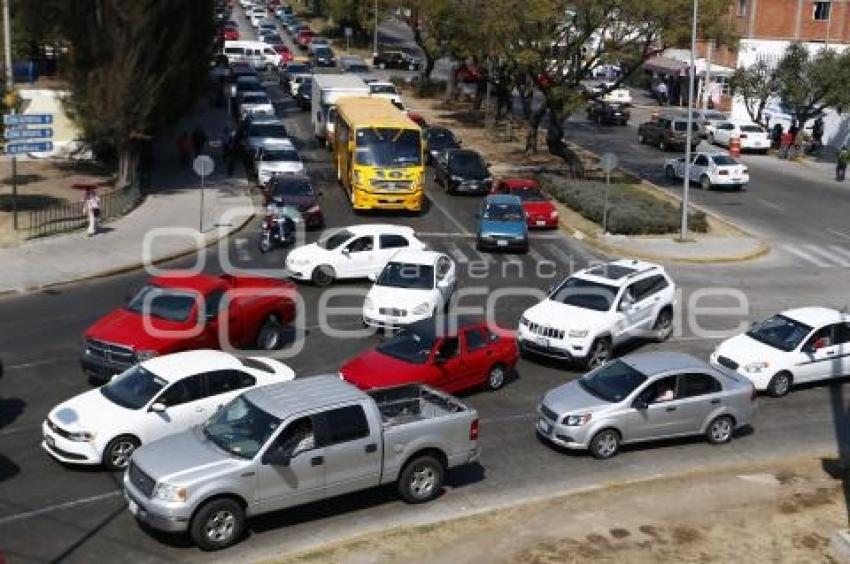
[741,125,764,133]
[512,187,546,201]
[348,64,370,73]
[100,365,167,410]
[705,112,726,120]
[355,127,422,167]
[711,155,738,166]
[377,328,435,364]
[249,124,288,138]
[286,64,310,74]
[272,179,313,197]
[371,84,397,95]
[318,229,353,250]
[746,314,813,352]
[265,34,283,43]
[203,396,281,459]
[262,149,299,162]
[377,262,434,290]
[579,360,648,403]
[315,48,333,57]
[426,129,455,144]
[243,94,270,104]
[449,152,487,176]
[550,277,618,312]
[126,284,196,322]
[673,121,700,132]
[483,202,524,222]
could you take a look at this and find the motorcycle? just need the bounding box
[258,206,299,253]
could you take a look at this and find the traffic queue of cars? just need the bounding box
[37,0,848,552]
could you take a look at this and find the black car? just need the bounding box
[296,81,311,110]
[586,100,630,126]
[280,61,311,90]
[373,50,421,71]
[311,46,336,68]
[424,127,461,164]
[265,174,324,228]
[434,149,492,195]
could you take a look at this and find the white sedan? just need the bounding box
[710,307,850,397]
[664,151,749,190]
[238,93,275,121]
[592,82,632,105]
[285,224,428,286]
[363,250,456,328]
[709,122,770,152]
[41,350,294,470]
[256,140,304,185]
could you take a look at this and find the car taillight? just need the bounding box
[718,170,728,175]
[469,418,479,440]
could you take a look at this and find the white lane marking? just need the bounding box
[827,245,850,263]
[782,244,834,268]
[426,195,472,235]
[444,243,471,264]
[755,198,784,212]
[826,228,850,242]
[807,245,850,267]
[469,245,496,264]
[545,243,576,267]
[503,254,523,266]
[0,491,122,525]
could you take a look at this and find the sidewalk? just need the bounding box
[0,99,257,294]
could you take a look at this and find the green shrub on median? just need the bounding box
[538,173,708,235]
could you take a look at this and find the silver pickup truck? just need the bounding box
[123,375,480,550]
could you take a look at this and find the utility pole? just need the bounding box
[680,0,698,241]
[702,40,713,110]
[373,0,379,58]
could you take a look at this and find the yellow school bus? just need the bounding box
[333,97,424,212]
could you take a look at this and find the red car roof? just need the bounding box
[499,178,539,189]
[149,272,224,294]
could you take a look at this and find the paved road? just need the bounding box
[1,9,849,564]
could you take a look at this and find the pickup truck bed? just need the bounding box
[368,385,467,427]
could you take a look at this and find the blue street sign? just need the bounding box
[3,113,53,126]
[5,141,53,154]
[4,127,53,140]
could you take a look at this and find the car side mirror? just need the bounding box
[261,448,291,466]
[367,272,378,282]
[150,402,166,413]
[814,337,830,351]
[341,248,350,256]
[433,354,446,365]
[633,398,648,410]
[619,299,634,312]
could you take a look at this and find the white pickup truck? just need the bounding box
[124,376,480,550]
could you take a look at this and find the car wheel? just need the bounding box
[706,415,734,445]
[700,175,712,191]
[190,498,245,551]
[486,363,507,391]
[586,338,611,370]
[398,455,444,503]
[652,307,674,342]
[665,165,676,180]
[103,435,140,471]
[379,62,387,70]
[311,265,335,287]
[589,429,620,460]
[256,315,283,350]
[767,371,792,398]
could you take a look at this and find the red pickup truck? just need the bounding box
[81,272,297,383]
[295,29,315,50]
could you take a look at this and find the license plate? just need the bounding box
[497,240,508,247]
[536,220,546,226]
[127,498,139,516]
[534,336,549,348]
[538,417,552,434]
[45,434,55,448]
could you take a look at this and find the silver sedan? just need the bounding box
[536,351,756,459]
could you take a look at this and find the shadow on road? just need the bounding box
[821,381,850,527]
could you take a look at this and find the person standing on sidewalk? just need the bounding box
[837,145,849,182]
[83,187,100,237]
[191,126,208,158]
[177,132,192,166]
[220,126,232,164]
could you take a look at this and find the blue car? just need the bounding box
[476,194,529,252]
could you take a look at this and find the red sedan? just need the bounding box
[273,44,294,63]
[222,27,239,41]
[341,317,519,394]
[491,178,559,229]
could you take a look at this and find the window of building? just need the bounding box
[814,1,831,21]
[737,0,747,17]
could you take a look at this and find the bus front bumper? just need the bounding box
[352,189,423,212]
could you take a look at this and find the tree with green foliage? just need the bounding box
[729,60,778,127]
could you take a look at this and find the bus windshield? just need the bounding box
[354,127,421,167]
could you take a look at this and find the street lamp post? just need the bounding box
[373,0,379,58]
[680,0,698,241]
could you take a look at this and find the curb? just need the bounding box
[0,200,257,299]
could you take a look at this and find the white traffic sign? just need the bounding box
[600,152,618,173]
[193,154,215,177]
[3,113,53,126]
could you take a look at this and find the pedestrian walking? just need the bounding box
[771,122,783,150]
[837,145,849,182]
[191,125,208,158]
[780,130,793,159]
[83,187,100,237]
[812,117,824,153]
[656,81,668,105]
[177,131,191,166]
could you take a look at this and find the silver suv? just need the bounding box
[536,352,756,459]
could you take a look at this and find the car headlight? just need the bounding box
[412,302,431,315]
[568,329,589,338]
[152,482,188,503]
[67,430,96,442]
[562,413,592,426]
[451,175,463,182]
[743,361,769,373]
[136,350,158,362]
[306,204,320,214]
[364,297,374,311]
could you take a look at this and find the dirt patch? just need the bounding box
[0,159,113,246]
[270,456,848,564]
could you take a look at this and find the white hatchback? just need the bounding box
[363,250,456,328]
[710,307,850,397]
[42,350,294,470]
[664,151,749,190]
[285,224,427,286]
[710,122,770,152]
[256,140,304,185]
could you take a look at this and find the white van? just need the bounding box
[223,40,282,71]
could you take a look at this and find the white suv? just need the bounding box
[518,259,676,368]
